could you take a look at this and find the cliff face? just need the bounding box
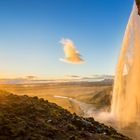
[136,0,140,15]
[0,91,131,140]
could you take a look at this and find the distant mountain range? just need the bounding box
[0,75,114,84]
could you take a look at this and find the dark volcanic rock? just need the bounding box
[136,0,140,15]
[0,91,131,140]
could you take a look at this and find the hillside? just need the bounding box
[0,91,131,140]
[89,87,112,110]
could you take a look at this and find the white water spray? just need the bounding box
[111,2,140,127]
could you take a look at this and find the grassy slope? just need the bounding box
[88,87,112,110]
[0,90,131,140]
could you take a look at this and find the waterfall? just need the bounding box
[111,2,140,127]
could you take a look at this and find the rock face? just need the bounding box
[136,0,140,15]
[0,91,131,140]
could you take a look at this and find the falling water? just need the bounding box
[111,2,140,127]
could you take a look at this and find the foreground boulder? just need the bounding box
[0,91,131,140]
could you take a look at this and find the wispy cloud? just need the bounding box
[59,38,84,64]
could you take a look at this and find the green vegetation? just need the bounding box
[0,90,131,140]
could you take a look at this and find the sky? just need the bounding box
[0,0,134,79]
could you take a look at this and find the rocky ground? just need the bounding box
[0,90,131,140]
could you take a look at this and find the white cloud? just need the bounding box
[60,38,84,64]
